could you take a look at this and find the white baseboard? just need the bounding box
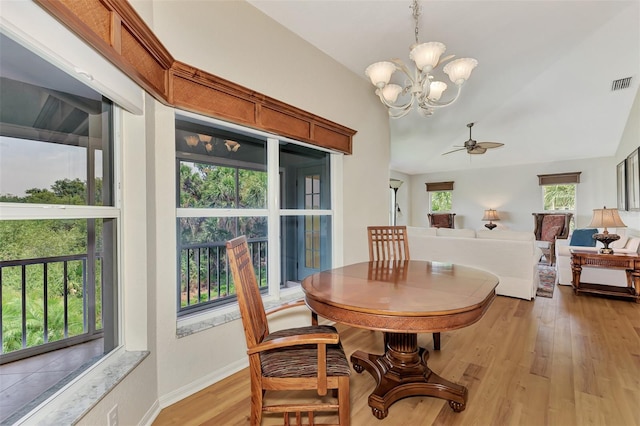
[157,358,249,409]
[139,399,161,426]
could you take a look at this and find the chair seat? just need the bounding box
[261,325,351,378]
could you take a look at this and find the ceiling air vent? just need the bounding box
[611,77,632,91]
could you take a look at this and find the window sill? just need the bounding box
[176,287,305,338]
[15,348,149,425]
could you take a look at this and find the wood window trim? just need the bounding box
[425,181,454,192]
[537,172,581,185]
[34,0,356,154]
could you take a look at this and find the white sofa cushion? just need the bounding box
[477,230,535,241]
[435,228,476,238]
[610,236,628,249]
[406,226,437,237]
[624,236,640,252]
[556,244,599,257]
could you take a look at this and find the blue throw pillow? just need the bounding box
[569,228,598,247]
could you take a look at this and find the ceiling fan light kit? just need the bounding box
[365,0,477,118]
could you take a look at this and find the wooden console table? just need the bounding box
[570,249,640,302]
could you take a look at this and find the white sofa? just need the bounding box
[555,233,640,286]
[406,227,542,300]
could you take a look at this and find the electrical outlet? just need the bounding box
[107,405,118,426]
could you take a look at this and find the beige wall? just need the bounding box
[411,157,617,232]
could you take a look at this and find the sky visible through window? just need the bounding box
[0,137,98,197]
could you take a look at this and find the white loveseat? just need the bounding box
[555,233,640,286]
[406,227,542,300]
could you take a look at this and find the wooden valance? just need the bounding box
[34,0,356,154]
[537,172,581,185]
[425,181,454,192]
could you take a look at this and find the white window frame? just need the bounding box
[175,110,341,325]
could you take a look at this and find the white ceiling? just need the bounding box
[248,0,640,175]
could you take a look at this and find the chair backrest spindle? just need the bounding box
[367,226,410,261]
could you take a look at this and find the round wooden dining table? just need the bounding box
[301,260,498,420]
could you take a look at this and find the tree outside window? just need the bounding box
[543,184,576,211]
[430,191,452,212]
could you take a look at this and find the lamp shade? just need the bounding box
[381,84,403,103]
[389,179,403,190]
[428,81,447,101]
[443,58,478,85]
[482,209,500,221]
[184,135,199,147]
[587,207,626,231]
[365,61,397,88]
[409,42,446,72]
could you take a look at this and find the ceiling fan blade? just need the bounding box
[477,142,504,149]
[442,147,466,156]
[468,147,487,154]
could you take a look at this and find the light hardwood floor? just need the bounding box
[153,285,640,426]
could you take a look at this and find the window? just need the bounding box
[430,191,452,212]
[0,33,119,367]
[542,184,576,211]
[537,172,580,232]
[175,114,333,315]
[537,172,580,213]
[425,181,454,212]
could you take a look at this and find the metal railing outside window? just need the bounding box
[178,238,267,314]
[0,253,103,364]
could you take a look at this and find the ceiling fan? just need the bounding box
[443,122,504,155]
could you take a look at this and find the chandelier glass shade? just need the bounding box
[365,0,478,118]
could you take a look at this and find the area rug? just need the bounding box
[537,263,557,298]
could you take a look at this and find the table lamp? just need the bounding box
[482,209,500,230]
[587,206,626,254]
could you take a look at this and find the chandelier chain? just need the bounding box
[410,0,421,44]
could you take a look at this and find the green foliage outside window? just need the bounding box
[430,191,452,212]
[1,179,101,353]
[178,162,268,309]
[543,184,576,211]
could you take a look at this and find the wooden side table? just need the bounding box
[570,249,640,302]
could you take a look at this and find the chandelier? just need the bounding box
[365,0,478,118]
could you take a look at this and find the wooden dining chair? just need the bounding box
[226,236,351,426]
[367,225,411,261]
[366,226,441,351]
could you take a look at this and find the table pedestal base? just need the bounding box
[351,332,467,419]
